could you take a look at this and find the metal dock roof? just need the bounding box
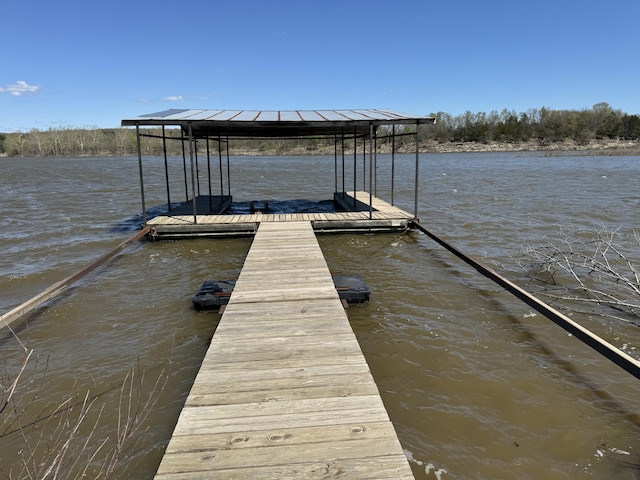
[121,109,435,137]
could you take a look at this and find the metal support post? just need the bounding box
[334,134,338,194]
[226,136,231,198]
[218,135,224,198]
[162,125,171,211]
[414,121,420,219]
[188,123,197,224]
[353,128,357,209]
[136,124,147,225]
[369,123,374,219]
[341,131,345,199]
[181,130,188,201]
[206,137,212,210]
[391,125,396,205]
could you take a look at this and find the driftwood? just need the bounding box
[512,226,640,325]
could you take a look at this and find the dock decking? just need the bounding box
[153,221,414,479]
[147,191,414,238]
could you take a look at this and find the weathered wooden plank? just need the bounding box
[165,405,390,438]
[155,456,412,480]
[228,286,337,303]
[210,324,355,342]
[200,339,365,364]
[240,251,326,261]
[231,270,331,282]
[210,324,357,343]
[215,297,344,316]
[176,395,386,424]
[157,447,410,479]
[159,429,403,471]
[164,420,396,453]
[186,373,378,406]
[187,364,374,399]
[186,381,381,406]
[214,308,350,331]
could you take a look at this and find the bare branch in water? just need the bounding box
[509,226,640,326]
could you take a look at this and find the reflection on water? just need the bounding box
[1,153,639,479]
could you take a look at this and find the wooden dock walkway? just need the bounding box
[154,221,414,479]
[146,191,414,238]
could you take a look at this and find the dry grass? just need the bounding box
[1,325,170,480]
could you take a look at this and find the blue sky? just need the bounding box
[2,0,638,132]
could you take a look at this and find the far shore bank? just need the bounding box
[229,138,640,157]
[424,138,640,156]
[1,138,638,158]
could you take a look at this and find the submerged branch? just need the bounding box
[511,226,640,325]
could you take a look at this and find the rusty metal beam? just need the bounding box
[0,227,151,333]
[410,220,640,381]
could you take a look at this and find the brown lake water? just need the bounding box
[1,153,639,479]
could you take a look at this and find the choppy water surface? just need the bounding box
[1,153,639,479]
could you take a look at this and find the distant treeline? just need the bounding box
[431,102,640,145]
[1,103,638,157]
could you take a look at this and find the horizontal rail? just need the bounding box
[410,220,640,380]
[1,226,150,333]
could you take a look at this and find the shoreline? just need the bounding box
[1,139,638,158]
[422,138,640,156]
[230,138,640,157]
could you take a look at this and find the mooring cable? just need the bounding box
[410,219,640,381]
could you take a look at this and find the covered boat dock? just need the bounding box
[119,108,436,478]
[121,109,436,238]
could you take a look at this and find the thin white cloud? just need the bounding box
[163,95,184,102]
[0,80,40,96]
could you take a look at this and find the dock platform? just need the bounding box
[146,191,414,238]
[153,221,414,479]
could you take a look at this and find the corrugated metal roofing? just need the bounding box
[121,109,435,137]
